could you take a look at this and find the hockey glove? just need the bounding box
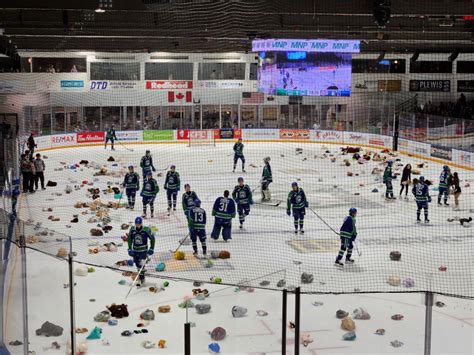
[147,249,154,256]
[140,191,144,197]
[152,167,156,172]
[427,196,432,203]
[164,185,167,190]
[304,201,309,208]
[249,200,254,205]
[128,249,134,257]
[287,210,291,216]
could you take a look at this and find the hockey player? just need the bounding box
[123,166,140,210]
[383,160,395,200]
[261,157,273,201]
[233,138,245,173]
[335,208,357,267]
[140,172,159,218]
[140,150,156,180]
[182,183,199,219]
[164,165,180,214]
[127,216,155,287]
[438,165,451,206]
[188,198,207,256]
[232,177,253,229]
[413,176,431,223]
[211,190,236,241]
[105,124,117,150]
[287,182,309,234]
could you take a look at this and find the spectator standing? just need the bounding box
[34,153,46,190]
[27,133,36,160]
[399,164,412,199]
[451,172,461,211]
[27,158,36,193]
[20,154,30,193]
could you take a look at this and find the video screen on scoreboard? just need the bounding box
[257,51,352,97]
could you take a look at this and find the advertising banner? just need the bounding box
[60,80,85,91]
[77,132,105,144]
[457,80,474,92]
[198,81,245,89]
[51,133,77,147]
[116,131,142,141]
[252,39,361,53]
[143,130,174,141]
[0,81,26,93]
[90,81,139,90]
[35,135,52,150]
[220,128,235,139]
[431,144,452,161]
[311,130,343,142]
[176,129,189,140]
[344,132,369,145]
[409,80,450,92]
[398,138,409,153]
[280,129,310,140]
[408,141,431,156]
[242,129,279,140]
[452,150,474,167]
[145,81,193,90]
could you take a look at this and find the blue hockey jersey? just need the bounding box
[340,216,357,239]
[412,182,430,202]
[128,226,155,252]
[232,184,253,205]
[188,206,207,230]
[123,172,140,190]
[212,196,236,220]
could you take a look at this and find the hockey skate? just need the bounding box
[299,229,305,234]
[242,169,246,173]
[334,260,344,267]
[294,230,298,234]
[345,257,355,264]
[424,219,430,223]
[416,219,421,224]
[239,223,243,229]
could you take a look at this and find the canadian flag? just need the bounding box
[168,91,192,103]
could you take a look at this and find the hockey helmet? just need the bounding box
[128,165,134,170]
[194,198,201,206]
[291,182,298,188]
[349,207,357,215]
[146,150,151,155]
[443,165,449,171]
[184,183,190,190]
[146,171,153,177]
[387,160,393,166]
[264,156,271,163]
[135,216,143,225]
[419,176,425,182]
[170,165,176,170]
[238,177,244,183]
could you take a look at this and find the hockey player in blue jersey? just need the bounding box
[233,138,245,173]
[438,165,451,206]
[127,216,155,287]
[413,176,431,223]
[164,165,180,214]
[232,177,253,229]
[261,157,273,201]
[335,208,357,267]
[140,172,159,218]
[188,198,207,256]
[287,182,309,234]
[122,166,140,210]
[383,161,395,200]
[105,124,117,150]
[140,150,156,180]
[211,190,236,241]
[182,184,199,219]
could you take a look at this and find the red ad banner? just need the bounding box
[77,131,105,143]
[146,81,193,90]
[177,129,189,140]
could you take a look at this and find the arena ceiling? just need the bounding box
[1,0,474,53]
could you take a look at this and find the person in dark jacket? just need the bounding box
[399,164,412,199]
[27,133,37,160]
[20,154,31,193]
[34,153,46,190]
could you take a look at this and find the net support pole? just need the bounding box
[19,232,29,355]
[282,289,287,354]
[424,291,434,355]
[184,322,191,355]
[294,287,301,355]
[68,242,76,355]
[392,113,399,151]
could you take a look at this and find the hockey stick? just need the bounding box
[254,200,282,207]
[116,139,134,152]
[115,186,125,210]
[307,207,340,237]
[169,233,190,254]
[125,257,149,299]
[353,240,362,257]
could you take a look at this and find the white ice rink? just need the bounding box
[4,141,474,354]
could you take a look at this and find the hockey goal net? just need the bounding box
[187,130,216,147]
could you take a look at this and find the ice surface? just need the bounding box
[5,142,473,354]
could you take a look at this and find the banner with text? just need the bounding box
[431,145,452,161]
[90,81,139,90]
[77,132,105,144]
[51,133,77,147]
[311,130,343,142]
[145,81,193,90]
[252,39,360,53]
[116,131,142,141]
[143,130,174,141]
[280,129,310,140]
[242,129,279,140]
